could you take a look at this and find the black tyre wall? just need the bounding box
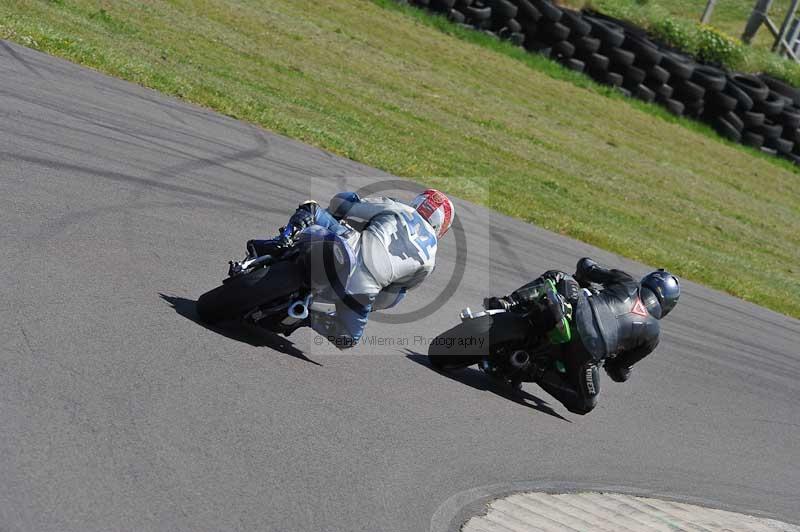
[660,51,695,80]
[405,0,800,164]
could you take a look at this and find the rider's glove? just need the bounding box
[278,205,317,247]
[574,257,598,288]
[277,227,294,248]
[289,208,315,232]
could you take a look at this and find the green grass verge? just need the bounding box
[563,0,800,87]
[1,0,798,318]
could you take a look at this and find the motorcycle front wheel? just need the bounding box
[196,260,304,324]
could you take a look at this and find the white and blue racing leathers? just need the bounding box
[302,192,438,348]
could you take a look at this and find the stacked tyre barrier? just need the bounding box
[408,0,800,165]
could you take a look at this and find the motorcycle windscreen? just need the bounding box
[428,312,531,358]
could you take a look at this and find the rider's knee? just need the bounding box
[570,364,600,414]
[327,334,358,350]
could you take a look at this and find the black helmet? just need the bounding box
[640,269,680,319]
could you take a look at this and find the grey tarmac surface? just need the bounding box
[1,42,799,532]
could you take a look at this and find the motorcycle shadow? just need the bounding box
[159,293,322,366]
[405,352,570,422]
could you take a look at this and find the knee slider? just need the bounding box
[325,334,358,350]
[583,363,601,397]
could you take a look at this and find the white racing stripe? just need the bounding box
[462,493,800,532]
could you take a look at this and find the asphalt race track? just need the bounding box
[2,42,799,532]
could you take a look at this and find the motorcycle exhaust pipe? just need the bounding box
[287,294,312,320]
[510,350,531,370]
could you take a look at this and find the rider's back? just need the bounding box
[573,267,660,362]
[329,194,437,295]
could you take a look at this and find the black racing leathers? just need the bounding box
[571,258,660,370]
[505,259,660,415]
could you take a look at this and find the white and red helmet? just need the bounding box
[410,189,455,239]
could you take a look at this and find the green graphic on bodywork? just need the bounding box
[543,279,572,344]
[548,317,572,344]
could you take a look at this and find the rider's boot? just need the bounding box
[479,358,502,378]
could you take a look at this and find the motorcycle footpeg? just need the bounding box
[480,359,501,377]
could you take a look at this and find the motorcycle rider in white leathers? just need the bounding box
[275,189,455,349]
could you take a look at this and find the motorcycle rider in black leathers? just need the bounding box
[484,258,680,415]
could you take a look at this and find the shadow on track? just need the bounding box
[159,293,322,366]
[405,351,570,422]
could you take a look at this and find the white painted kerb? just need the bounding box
[462,492,799,531]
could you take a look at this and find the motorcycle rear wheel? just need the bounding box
[427,312,530,370]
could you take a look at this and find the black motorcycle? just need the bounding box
[196,226,354,335]
[427,302,570,390]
